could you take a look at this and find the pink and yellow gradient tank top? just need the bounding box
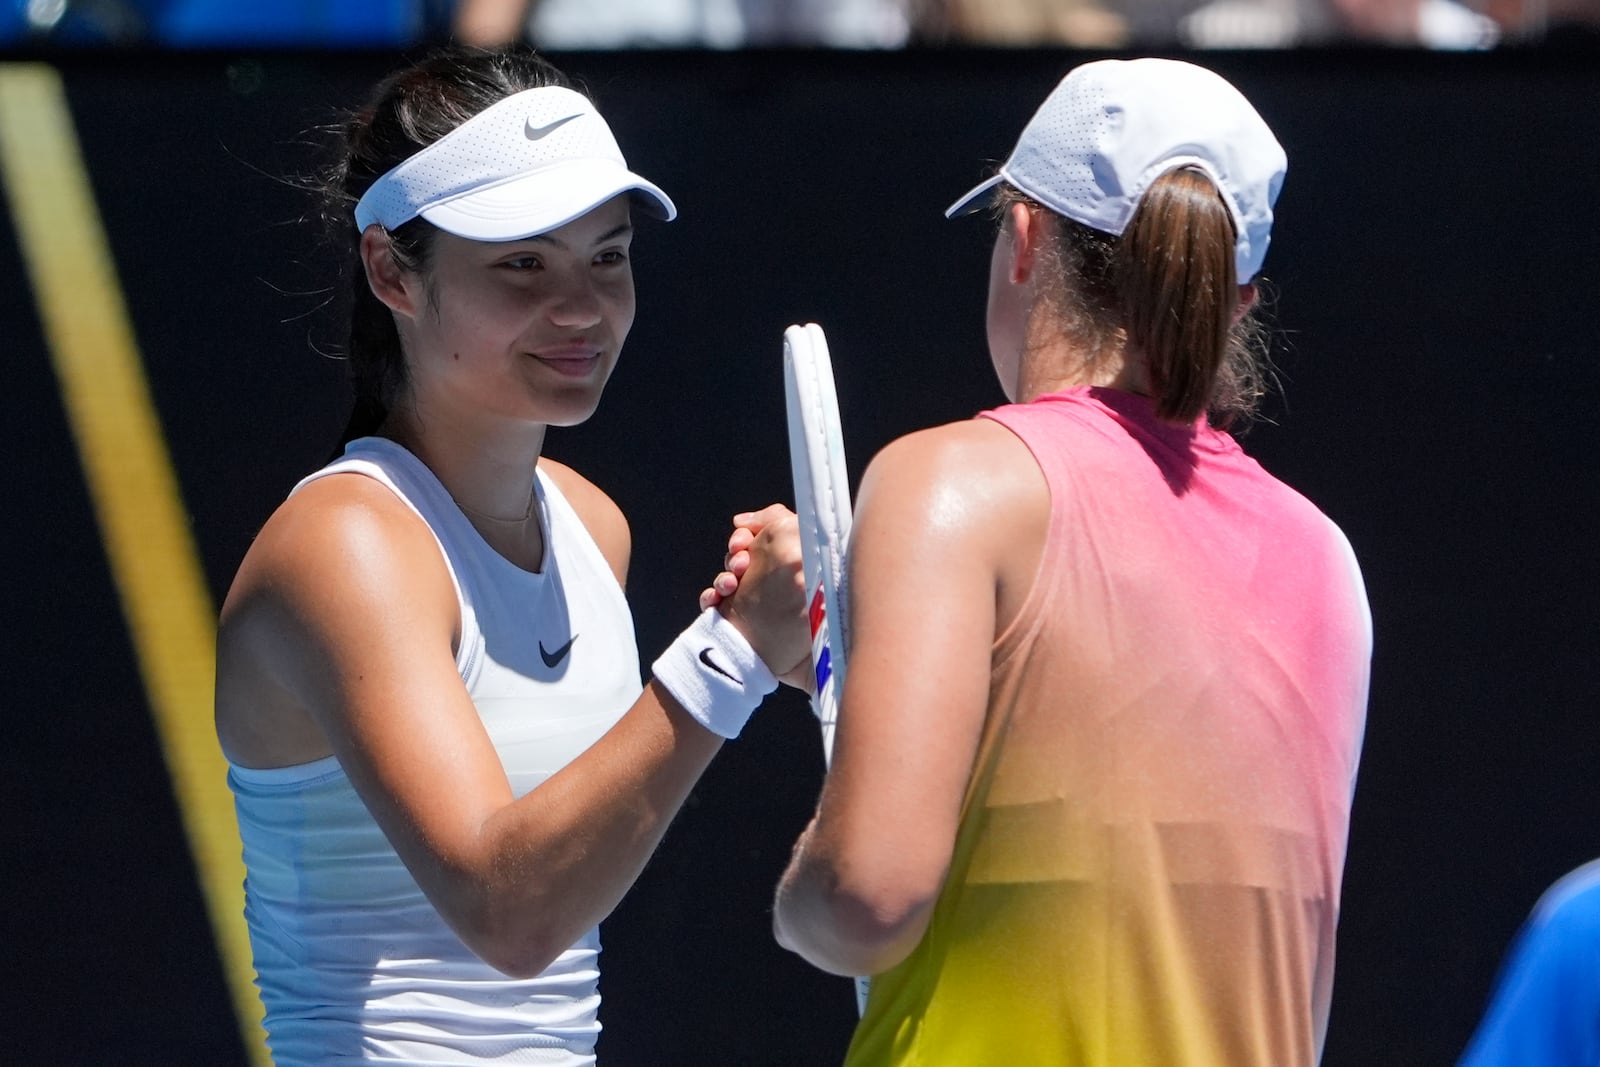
[844,387,1371,1067]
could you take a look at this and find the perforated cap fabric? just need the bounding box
[946,59,1286,281]
[353,85,676,241]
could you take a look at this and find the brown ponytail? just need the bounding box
[1118,167,1257,426]
[996,169,1269,428]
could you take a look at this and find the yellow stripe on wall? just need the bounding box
[0,64,269,1063]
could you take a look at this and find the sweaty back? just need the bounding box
[846,387,1371,1067]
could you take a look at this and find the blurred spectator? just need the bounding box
[1458,858,1600,1067]
[453,0,910,48]
[3,0,442,46]
[5,0,151,43]
[13,0,1588,52]
[906,0,1131,46]
[157,0,428,46]
[1,2,24,41]
[1485,0,1600,43]
[1180,0,1500,48]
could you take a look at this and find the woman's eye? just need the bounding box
[596,249,629,266]
[502,256,540,271]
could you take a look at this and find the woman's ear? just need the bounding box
[1232,282,1258,326]
[1006,200,1040,286]
[359,225,421,320]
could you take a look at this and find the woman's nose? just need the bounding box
[546,274,603,329]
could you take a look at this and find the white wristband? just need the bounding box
[652,607,779,739]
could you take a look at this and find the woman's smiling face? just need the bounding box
[397,194,637,429]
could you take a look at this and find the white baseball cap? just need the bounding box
[354,85,676,240]
[946,58,1286,282]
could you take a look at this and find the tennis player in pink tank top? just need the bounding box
[756,59,1373,1067]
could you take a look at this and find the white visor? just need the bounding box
[353,85,676,241]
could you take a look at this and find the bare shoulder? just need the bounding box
[858,418,1048,536]
[538,457,630,587]
[853,419,1049,630]
[221,473,454,630]
[216,473,459,764]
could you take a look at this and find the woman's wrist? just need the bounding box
[651,607,779,739]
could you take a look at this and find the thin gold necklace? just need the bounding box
[455,486,536,525]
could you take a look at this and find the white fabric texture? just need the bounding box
[229,437,641,1065]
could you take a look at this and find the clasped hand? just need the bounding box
[700,504,813,691]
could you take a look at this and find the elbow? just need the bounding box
[412,823,608,980]
[776,875,936,977]
[471,932,566,981]
[446,890,576,980]
[825,890,933,975]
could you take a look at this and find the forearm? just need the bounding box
[441,597,789,974]
[450,681,723,977]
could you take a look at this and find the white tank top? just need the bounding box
[228,437,641,1065]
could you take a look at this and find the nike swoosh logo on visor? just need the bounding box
[525,113,581,140]
[540,634,578,668]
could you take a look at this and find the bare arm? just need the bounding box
[771,419,1048,976]
[218,475,805,978]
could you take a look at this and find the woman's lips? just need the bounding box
[531,344,602,377]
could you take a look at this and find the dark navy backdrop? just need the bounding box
[2,45,1596,1065]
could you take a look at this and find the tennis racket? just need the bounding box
[783,322,853,758]
[782,322,871,1014]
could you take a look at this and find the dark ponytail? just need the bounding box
[313,46,573,450]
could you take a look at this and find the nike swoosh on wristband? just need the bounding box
[540,634,578,668]
[525,113,581,140]
[698,647,741,685]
